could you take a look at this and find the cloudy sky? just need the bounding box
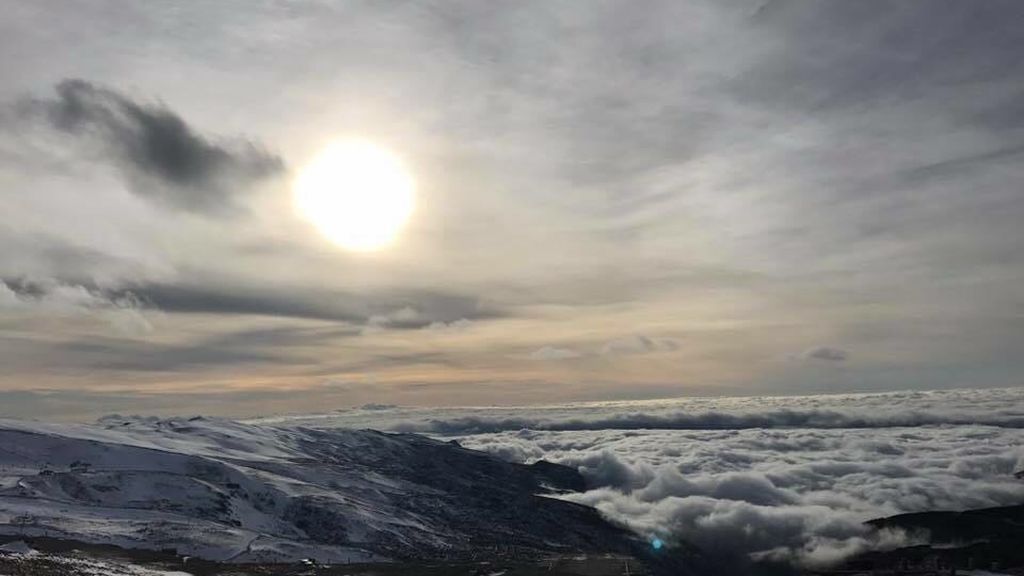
[1,1,1023,419]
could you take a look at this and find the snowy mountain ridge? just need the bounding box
[0,416,633,564]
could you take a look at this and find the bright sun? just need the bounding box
[293,140,416,252]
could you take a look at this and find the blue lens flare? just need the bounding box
[651,537,663,550]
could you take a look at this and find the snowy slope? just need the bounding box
[0,541,193,576]
[0,416,632,563]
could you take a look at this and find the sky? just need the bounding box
[1,1,1023,419]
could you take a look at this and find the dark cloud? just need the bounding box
[0,326,319,377]
[123,282,364,323]
[602,335,679,356]
[62,338,307,373]
[29,79,283,212]
[94,323,442,374]
[804,346,848,362]
[360,403,398,411]
[0,295,471,376]
[123,281,500,327]
[5,277,501,327]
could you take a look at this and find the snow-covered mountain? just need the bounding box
[0,416,635,564]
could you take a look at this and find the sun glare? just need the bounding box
[293,140,415,252]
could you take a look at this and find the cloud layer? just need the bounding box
[275,388,1024,568]
[270,387,1024,434]
[458,425,1024,567]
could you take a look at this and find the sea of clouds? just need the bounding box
[260,388,1024,567]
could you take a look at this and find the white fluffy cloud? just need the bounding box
[529,346,582,360]
[0,279,153,337]
[456,423,1024,567]
[363,306,420,334]
[426,318,472,332]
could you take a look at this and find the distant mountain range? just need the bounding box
[0,416,650,566]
